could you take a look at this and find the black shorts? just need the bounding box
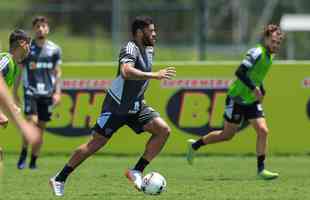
[92,104,160,138]
[24,95,53,122]
[224,96,264,124]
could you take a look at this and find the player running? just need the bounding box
[0,29,40,159]
[49,16,176,196]
[14,16,62,170]
[186,24,284,180]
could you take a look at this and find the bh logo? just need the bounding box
[166,89,248,136]
[46,80,110,137]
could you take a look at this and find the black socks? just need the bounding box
[29,154,38,168]
[55,164,74,182]
[257,155,265,173]
[17,147,27,169]
[133,157,150,172]
[19,147,27,161]
[192,139,205,150]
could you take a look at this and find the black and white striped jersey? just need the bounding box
[22,40,62,97]
[105,41,154,114]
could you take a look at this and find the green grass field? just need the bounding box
[1,154,310,200]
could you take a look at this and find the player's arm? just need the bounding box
[120,44,175,80]
[235,64,256,90]
[235,48,264,101]
[52,47,62,105]
[13,70,22,106]
[120,63,176,80]
[235,65,263,102]
[260,84,266,96]
[235,64,263,102]
[0,75,39,144]
[52,65,62,104]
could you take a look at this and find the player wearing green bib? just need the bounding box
[0,53,20,87]
[0,29,40,160]
[0,52,21,129]
[228,43,272,104]
[0,30,31,127]
[186,24,284,180]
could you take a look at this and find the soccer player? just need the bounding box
[15,16,62,169]
[49,16,176,196]
[0,29,40,158]
[186,24,284,180]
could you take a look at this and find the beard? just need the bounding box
[143,37,154,46]
[37,35,45,40]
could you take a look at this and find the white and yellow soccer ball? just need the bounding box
[141,172,167,195]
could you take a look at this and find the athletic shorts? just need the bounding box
[24,95,53,122]
[92,104,160,138]
[224,96,264,124]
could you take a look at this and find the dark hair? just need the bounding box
[9,29,31,50]
[32,16,49,27]
[131,16,153,36]
[263,24,284,39]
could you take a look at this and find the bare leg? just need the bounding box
[142,117,170,162]
[201,121,239,146]
[50,132,110,197]
[67,133,109,168]
[187,120,239,165]
[53,132,109,184]
[250,117,278,179]
[130,117,170,174]
[125,117,170,191]
[250,117,269,156]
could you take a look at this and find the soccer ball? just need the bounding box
[141,172,167,195]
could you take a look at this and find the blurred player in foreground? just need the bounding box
[0,29,40,161]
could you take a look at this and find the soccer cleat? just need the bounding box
[125,169,143,191]
[17,156,27,170]
[257,169,279,180]
[49,176,65,196]
[186,139,196,165]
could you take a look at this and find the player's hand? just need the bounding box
[52,92,61,106]
[0,112,8,129]
[155,67,176,80]
[12,104,21,114]
[14,95,22,107]
[253,87,264,102]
